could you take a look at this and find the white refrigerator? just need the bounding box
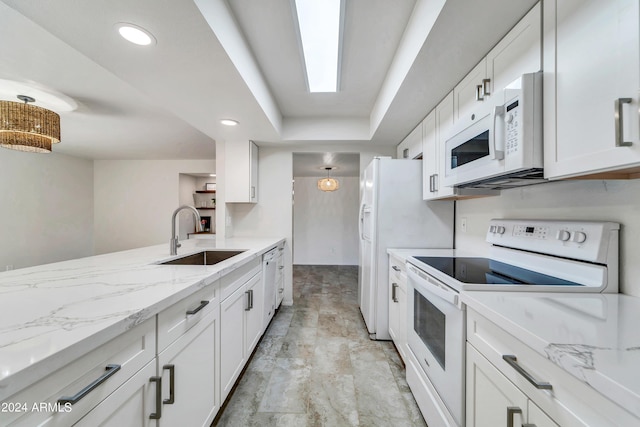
[358,157,454,340]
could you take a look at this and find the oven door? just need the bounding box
[407,263,465,426]
[443,106,506,187]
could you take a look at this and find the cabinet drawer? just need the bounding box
[389,258,407,291]
[220,258,261,301]
[157,282,218,352]
[467,308,638,426]
[3,319,155,426]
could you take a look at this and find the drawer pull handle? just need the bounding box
[502,355,552,390]
[507,406,522,427]
[392,266,401,272]
[476,84,484,101]
[163,364,175,404]
[392,283,399,303]
[245,290,254,310]
[279,265,284,270]
[186,300,209,315]
[615,98,633,147]
[149,376,162,419]
[58,364,121,405]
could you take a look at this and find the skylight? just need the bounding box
[294,0,343,93]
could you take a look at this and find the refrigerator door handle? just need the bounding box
[359,204,366,240]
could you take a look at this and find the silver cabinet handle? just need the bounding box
[476,84,484,101]
[251,186,256,199]
[149,376,162,419]
[403,148,409,159]
[615,98,633,147]
[186,300,209,315]
[250,289,254,309]
[279,265,284,270]
[482,78,491,96]
[58,364,121,405]
[507,407,522,427]
[433,174,438,191]
[428,174,435,193]
[163,364,175,404]
[392,265,401,272]
[279,288,284,293]
[392,283,399,303]
[245,290,251,311]
[502,355,552,389]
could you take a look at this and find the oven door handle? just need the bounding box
[407,266,459,307]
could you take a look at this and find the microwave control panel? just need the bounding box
[505,99,521,155]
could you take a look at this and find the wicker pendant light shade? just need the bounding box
[318,167,339,192]
[0,95,61,153]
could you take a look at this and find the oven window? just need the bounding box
[414,289,446,369]
[451,130,490,169]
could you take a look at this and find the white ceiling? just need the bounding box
[0,0,537,172]
[293,153,360,177]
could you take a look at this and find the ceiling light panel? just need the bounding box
[117,23,156,46]
[294,0,343,93]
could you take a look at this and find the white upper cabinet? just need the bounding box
[424,93,456,200]
[454,3,541,130]
[454,59,489,130]
[397,122,423,159]
[225,140,258,203]
[544,0,640,179]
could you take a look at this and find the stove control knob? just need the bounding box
[556,230,570,241]
[489,225,497,233]
[571,231,587,243]
[496,226,506,234]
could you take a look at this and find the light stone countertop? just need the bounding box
[0,237,284,401]
[462,291,640,419]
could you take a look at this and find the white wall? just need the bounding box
[178,174,198,239]
[293,177,359,265]
[455,179,640,297]
[0,150,93,269]
[94,159,214,254]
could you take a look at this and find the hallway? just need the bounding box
[215,265,426,426]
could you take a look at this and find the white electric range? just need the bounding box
[404,219,620,427]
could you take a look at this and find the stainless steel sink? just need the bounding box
[159,250,246,265]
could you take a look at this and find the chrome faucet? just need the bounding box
[170,205,202,255]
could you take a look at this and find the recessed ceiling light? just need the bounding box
[220,119,239,126]
[293,0,344,92]
[116,23,156,46]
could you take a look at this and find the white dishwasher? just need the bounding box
[262,248,278,332]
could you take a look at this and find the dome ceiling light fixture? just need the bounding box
[116,23,156,46]
[318,166,339,192]
[0,95,61,153]
[220,119,239,126]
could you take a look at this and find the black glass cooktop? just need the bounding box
[412,256,583,286]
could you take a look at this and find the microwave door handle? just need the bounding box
[492,105,505,160]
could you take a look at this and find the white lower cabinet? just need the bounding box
[387,254,408,362]
[1,319,156,427]
[220,268,263,402]
[157,306,220,427]
[275,244,285,309]
[466,308,639,427]
[74,361,158,427]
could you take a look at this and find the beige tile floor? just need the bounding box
[214,265,427,427]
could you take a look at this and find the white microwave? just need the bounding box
[443,72,544,189]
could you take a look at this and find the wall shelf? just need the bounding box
[196,207,216,210]
[195,190,216,194]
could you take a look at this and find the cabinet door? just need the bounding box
[422,110,438,200]
[454,59,487,128]
[249,141,258,202]
[388,272,400,343]
[220,285,247,402]
[74,361,157,427]
[225,140,259,203]
[486,3,541,102]
[244,272,264,356]
[466,344,528,427]
[434,93,456,198]
[544,0,640,179]
[398,122,423,159]
[158,307,219,427]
